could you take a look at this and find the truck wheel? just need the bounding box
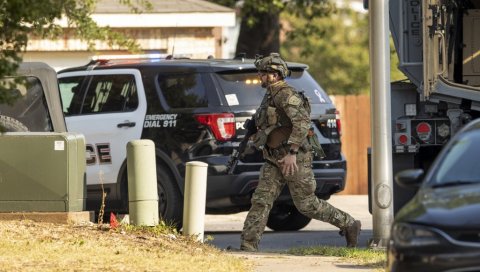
[267,204,312,231]
[0,115,28,132]
[157,165,183,230]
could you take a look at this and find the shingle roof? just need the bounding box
[95,0,233,13]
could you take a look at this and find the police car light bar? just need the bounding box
[91,53,194,62]
[91,53,169,61]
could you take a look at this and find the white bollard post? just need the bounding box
[183,161,208,242]
[127,140,159,226]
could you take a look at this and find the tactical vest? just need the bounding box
[253,83,310,149]
[253,82,325,159]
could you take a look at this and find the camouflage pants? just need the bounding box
[240,150,355,251]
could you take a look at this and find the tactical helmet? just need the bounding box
[254,53,291,78]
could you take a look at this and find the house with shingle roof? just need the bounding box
[22,0,236,70]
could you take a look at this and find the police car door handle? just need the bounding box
[117,121,136,128]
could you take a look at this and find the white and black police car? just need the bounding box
[57,54,346,230]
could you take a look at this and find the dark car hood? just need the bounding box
[395,184,480,229]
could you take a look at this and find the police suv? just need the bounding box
[57,55,346,231]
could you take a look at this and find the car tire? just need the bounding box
[0,115,28,132]
[157,165,183,230]
[266,203,312,231]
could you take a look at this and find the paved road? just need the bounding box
[204,195,379,272]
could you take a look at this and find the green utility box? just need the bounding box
[0,132,86,212]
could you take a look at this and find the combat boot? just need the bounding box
[239,244,258,252]
[226,245,257,252]
[340,220,361,247]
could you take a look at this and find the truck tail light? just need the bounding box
[416,122,432,142]
[194,113,235,142]
[398,134,408,145]
[335,110,342,136]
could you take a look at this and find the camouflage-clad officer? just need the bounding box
[239,53,361,251]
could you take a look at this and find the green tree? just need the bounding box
[210,0,334,58]
[210,0,405,95]
[281,7,370,95]
[283,9,405,95]
[282,6,405,95]
[0,0,150,99]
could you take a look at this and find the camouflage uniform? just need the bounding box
[240,55,357,252]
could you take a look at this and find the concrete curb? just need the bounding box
[0,211,94,224]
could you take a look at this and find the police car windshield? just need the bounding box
[215,70,331,107]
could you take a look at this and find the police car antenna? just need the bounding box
[234,53,246,62]
[171,23,178,58]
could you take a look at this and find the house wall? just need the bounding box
[24,27,225,71]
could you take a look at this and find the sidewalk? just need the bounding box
[232,252,377,272]
[212,195,379,272]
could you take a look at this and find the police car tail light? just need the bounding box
[335,110,342,136]
[194,113,235,142]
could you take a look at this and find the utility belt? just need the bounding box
[264,140,310,158]
[254,124,325,159]
[265,141,290,158]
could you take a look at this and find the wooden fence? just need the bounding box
[330,95,371,195]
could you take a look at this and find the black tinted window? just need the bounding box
[430,131,480,185]
[288,71,331,104]
[157,73,208,108]
[0,76,53,132]
[214,70,331,107]
[215,72,264,107]
[80,74,138,114]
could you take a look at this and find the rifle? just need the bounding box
[226,118,257,174]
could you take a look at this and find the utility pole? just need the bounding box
[368,0,394,248]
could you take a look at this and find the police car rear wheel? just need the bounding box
[267,203,312,231]
[157,165,183,230]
